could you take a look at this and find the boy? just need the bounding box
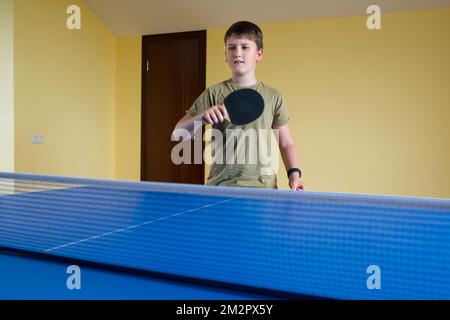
[172,21,304,190]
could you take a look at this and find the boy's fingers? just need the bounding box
[205,105,230,124]
[217,104,230,121]
[210,112,219,123]
[219,105,230,120]
[203,113,213,124]
[213,109,224,122]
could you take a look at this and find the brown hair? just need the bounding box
[224,21,263,50]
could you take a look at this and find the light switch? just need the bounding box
[31,135,44,144]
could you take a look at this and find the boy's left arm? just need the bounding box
[273,124,304,190]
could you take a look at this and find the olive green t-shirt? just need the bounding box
[187,79,289,189]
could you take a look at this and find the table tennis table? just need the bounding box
[1,172,449,300]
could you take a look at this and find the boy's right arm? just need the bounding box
[171,105,229,140]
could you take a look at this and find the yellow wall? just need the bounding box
[0,0,14,172]
[115,36,142,181]
[13,0,116,178]
[207,8,450,198]
[8,1,450,198]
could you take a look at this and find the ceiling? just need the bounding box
[84,0,450,36]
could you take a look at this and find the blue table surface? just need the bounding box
[1,183,450,299]
[0,252,268,300]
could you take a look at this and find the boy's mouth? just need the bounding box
[234,60,244,64]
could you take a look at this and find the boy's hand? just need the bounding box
[289,172,304,191]
[202,105,230,124]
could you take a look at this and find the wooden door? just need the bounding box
[141,31,206,184]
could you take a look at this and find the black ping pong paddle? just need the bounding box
[224,89,264,125]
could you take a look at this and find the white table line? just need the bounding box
[44,196,240,252]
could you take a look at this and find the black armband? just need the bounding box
[287,168,302,178]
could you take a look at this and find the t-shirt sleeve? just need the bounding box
[187,89,212,116]
[272,92,289,127]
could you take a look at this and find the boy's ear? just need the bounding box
[256,48,264,62]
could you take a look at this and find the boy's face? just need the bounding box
[225,35,263,77]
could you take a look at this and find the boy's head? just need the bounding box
[224,21,264,77]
